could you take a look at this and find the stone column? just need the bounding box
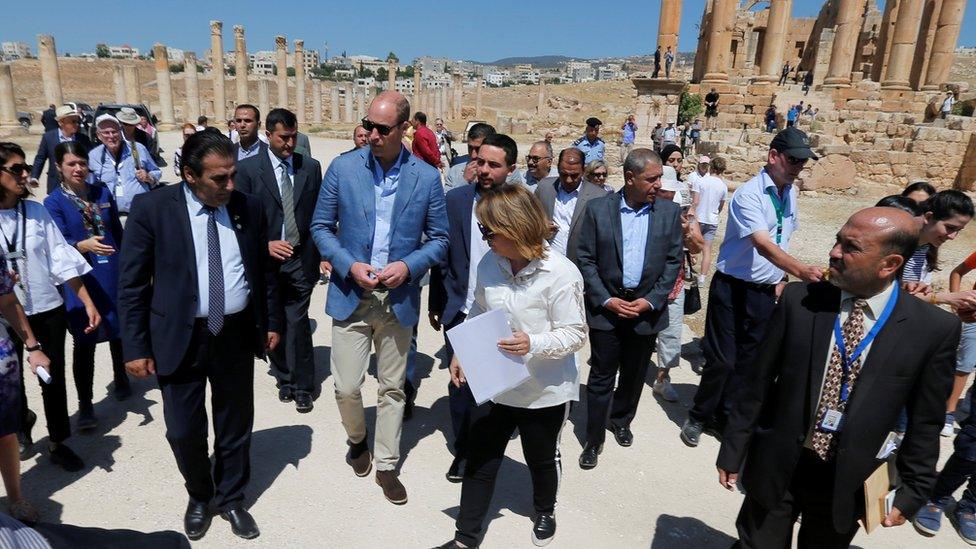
[440,88,449,120]
[0,64,20,131]
[357,86,365,120]
[536,79,545,114]
[37,35,63,107]
[823,0,866,87]
[756,0,791,82]
[331,86,340,122]
[923,0,966,90]
[313,80,323,125]
[210,21,226,121]
[656,0,682,56]
[453,73,463,118]
[123,65,141,104]
[476,78,483,117]
[234,25,248,104]
[413,68,422,106]
[344,84,354,123]
[275,36,288,108]
[387,59,397,91]
[295,40,306,123]
[184,52,201,122]
[702,0,736,83]
[258,79,270,120]
[113,65,126,103]
[882,0,925,89]
[153,44,176,129]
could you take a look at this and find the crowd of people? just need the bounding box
[0,89,974,549]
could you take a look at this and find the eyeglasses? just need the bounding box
[477,223,495,244]
[0,163,30,175]
[592,172,608,179]
[525,155,551,163]
[362,117,400,136]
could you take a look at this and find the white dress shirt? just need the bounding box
[268,148,295,241]
[0,201,91,316]
[551,184,579,256]
[464,195,492,314]
[183,184,250,317]
[467,249,587,409]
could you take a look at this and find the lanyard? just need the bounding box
[765,186,786,244]
[832,284,899,403]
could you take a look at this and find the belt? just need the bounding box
[714,270,777,292]
[193,308,250,332]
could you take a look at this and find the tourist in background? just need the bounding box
[173,123,196,177]
[410,111,441,168]
[620,115,637,166]
[351,125,369,151]
[778,61,790,85]
[902,181,936,204]
[704,88,719,130]
[902,190,973,292]
[88,114,161,214]
[659,144,688,207]
[664,46,674,79]
[652,123,664,152]
[572,117,605,164]
[942,91,957,119]
[653,46,662,79]
[30,105,93,193]
[662,123,677,149]
[764,104,777,133]
[802,70,813,95]
[435,118,454,171]
[686,154,710,193]
[692,157,730,281]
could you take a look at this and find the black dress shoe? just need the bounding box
[294,391,313,414]
[48,443,84,472]
[221,507,260,539]
[532,513,557,546]
[446,455,464,483]
[18,410,36,460]
[578,443,601,470]
[612,426,633,447]
[278,385,294,403]
[184,500,212,540]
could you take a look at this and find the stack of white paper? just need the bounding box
[446,309,531,405]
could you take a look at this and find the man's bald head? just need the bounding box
[848,207,919,262]
[369,91,411,126]
[829,207,919,295]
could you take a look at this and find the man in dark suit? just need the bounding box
[31,105,93,193]
[429,133,518,482]
[575,148,683,469]
[119,130,281,541]
[40,104,57,131]
[535,147,610,265]
[716,207,960,548]
[235,108,323,413]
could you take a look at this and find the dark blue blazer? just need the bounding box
[428,183,478,324]
[31,130,93,192]
[118,183,281,375]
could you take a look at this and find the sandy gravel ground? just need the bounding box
[6,130,975,548]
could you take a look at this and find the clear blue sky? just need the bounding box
[4,0,975,62]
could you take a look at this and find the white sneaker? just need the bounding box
[653,378,679,402]
[941,417,956,438]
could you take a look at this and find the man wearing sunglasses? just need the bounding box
[515,141,558,192]
[30,105,93,193]
[681,127,824,448]
[311,91,448,505]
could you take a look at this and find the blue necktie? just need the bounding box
[204,206,224,335]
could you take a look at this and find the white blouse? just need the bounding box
[0,200,91,316]
[467,248,587,409]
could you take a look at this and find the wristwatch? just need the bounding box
[25,342,42,352]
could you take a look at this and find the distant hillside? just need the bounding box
[480,55,579,68]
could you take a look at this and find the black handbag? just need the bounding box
[684,251,702,315]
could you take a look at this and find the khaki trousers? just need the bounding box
[331,290,412,471]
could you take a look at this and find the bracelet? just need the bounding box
[930,294,939,305]
[25,343,42,352]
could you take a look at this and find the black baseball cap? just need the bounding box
[586,117,602,128]
[770,127,818,160]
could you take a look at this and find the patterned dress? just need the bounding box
[0,253,22,437]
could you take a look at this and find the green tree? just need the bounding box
[386,51,399,63]
[95,44,109,58]
[169,63,184,73]
[287,67,296,77]
[226,66,236,76]
[400,65,414,78]
[377,67,388,82]
[679,91,703,124]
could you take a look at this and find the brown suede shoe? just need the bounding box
[346,439,372,477]
[376,470,408,505]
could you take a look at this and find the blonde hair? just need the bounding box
[476,185,549,261]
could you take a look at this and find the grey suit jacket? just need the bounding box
[534,178,610,265]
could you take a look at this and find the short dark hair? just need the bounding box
[235,104,261,122]
[480,133,518,166]
[54,141,90,166]
[413,111,427,125]
[901,181,936,199]
[197,115,208,125]
[0,142,26,166]
[882,225,920,268]
[467,123,496,142]
[181,129,235,179]
[265,108,297,132]
[558,147,585,166]
[875,195,922,216]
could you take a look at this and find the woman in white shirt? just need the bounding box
[443,185,586,549]
[0,143,100,473]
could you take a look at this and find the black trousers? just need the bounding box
[932,409,976,510]
[72,338,127,404]
[157,310,255,511]
[16,305,70,444]
[735,449,860,549]
[443,312,474,459]
[585,324,654,445]
[454,402,569,547]
[269,256,315,393]
[689,271,776,425]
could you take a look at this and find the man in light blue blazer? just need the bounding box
[311,91,448,505]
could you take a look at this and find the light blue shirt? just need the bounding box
[88,141,161,213]
[622,122,637,144]
[620,200,651,289]
[370,148,409,270]
[573,136,605,164]
[182,183,250,317]
[237,138,262,161]
[716,168,799,284]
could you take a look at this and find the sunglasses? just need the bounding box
[362,117,400,136]
[526,155,551,163]
[784,154,808,166]
[592,172,608,179]
[0,163,30,175]
[477,223,495,244]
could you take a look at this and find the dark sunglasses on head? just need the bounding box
[361,117,400,136]
[477,223,495,244]
[0,163,30,175]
